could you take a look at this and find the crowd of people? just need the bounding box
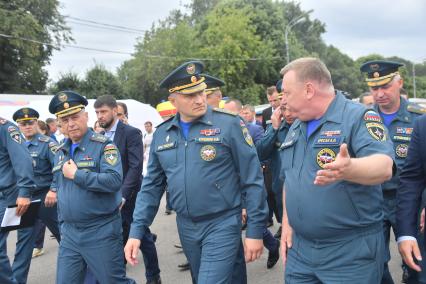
[0,56,426,284]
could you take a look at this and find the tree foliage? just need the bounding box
[0,0,71,93]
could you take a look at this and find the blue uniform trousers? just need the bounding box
[177,210,245,284]
[0,187,23,284]
[12,190,61,283]
[381,191,397,284]
[285,225,384,284]
[57,213,135,284]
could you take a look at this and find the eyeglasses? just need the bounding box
[18,120,36,127]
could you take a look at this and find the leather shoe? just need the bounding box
[267,242,280,269]
[178,261,190,271]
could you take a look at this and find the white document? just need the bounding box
[1,208,21,227]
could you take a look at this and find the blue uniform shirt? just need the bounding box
[26,133,57,191]
[0,118,35,197]
[281,92,394,241]
[130,107,268,240]
[374,97,424,191]
[51,129,123,225]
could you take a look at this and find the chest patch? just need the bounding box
[200,145,216,161]
[200,128,221,136]
[395,144,409,158]
[316,148,336,169]
[396,127,413,135]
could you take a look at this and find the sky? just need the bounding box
[46,0,426,82]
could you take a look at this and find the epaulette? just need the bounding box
[90,133,108,143]
[0,117,8,125]
[156,115,175,128]
[407,103,426,115]
[213,108,237,116]
[38,135,51,143]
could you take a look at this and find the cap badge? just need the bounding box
[186,63,196,75]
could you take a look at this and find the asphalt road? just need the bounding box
[7,196,403,284]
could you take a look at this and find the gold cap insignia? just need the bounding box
[191,76,197,83]
[64,102,70,109]
[370,64,380,71]
[186,63,195,75]
[22,108,29,114]
[58,93,68,102]
[373,72,380,78]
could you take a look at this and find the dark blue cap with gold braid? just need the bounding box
[360,60,404,87]
[159,61,207,95]
[13,107,39,122]
[202,74,225,95]
[49,90,88,118]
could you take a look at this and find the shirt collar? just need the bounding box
[167,106,214,131]
[106,118,119,134]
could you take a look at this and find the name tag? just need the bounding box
[76,161,96,168]
[157,141,177,151]
[393,135,411,142]
[315,135,341,146]
[195,137,222,143]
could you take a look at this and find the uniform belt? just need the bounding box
[180,207,240,223]
[296,222,382,246]
[64,209,120,229]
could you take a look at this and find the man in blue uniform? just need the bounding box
[360,60,426,284]
[125,61,268,283]
[204,74,225,108]
[11,108,61,283]
[0,116,36,284]
[49,91,135,284]
[280,57,394,283]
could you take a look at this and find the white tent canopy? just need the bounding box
[0,94,163,134]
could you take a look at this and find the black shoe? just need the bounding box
[165,208,172,215]
[174,243,183,249]
[267,242,280,269]
[267,220,274,228]
[146,275,161,284]
[152,233,157,243]
[178,261,190,271]
[241,223,247,230]
[274,226,282,239]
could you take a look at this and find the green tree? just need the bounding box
[48,71,82,94]
[118,15,199,105]
[198,3,275,104]
[81,64,123,99]
[0,0,71,93]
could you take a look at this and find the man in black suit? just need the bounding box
[94,96,161,284]
[261,85,282,231]
[397,114,426,275]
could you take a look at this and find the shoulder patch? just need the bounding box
[38,135,50,143]
[213,108,237,116]
[48,141,59,154]
[240,120,254,147]
[156,115,175,128]
[8,126,23,144]
[363,110,382,123]
[407,103,426,115]
[90,133,108,143]
[103,143,119,166]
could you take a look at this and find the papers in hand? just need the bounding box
[1,208,21,227]
[1,199,41,231]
